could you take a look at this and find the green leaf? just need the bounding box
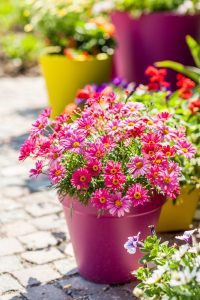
[186,35,200,68]
[155,60,200,83]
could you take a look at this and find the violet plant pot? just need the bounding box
[111,12,200,85]
[62,193,165,284]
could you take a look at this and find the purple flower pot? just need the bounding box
[62,193,165,284]
[111,12,200,85]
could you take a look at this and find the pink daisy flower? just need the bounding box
[71,168,91,190]
[86,159,101,177]
[147,165,161,183]
[48,146,62,162]
[126,184,150,207]
[104,161,122,176]
[127,156,148,177]
[122,118,138,130]
[77,115,95,131]
[154,111,172,122]
[105,119,121,136]
[155,170,179,198]
[31,116,48,136]
[104,174,126,191]
[122,102,144,116]
[107,192,131,217]
[161,145,176,158]
[142,133,161,144]
[48,162,65,184]
[176,139,196,158]
[62,133,85,154]
[142,143,161,159]
[91,188,110,209]
[19,137,36,161]
[84,142,105,160]
[100,135,115,150]
[156,124,174,141]
[30,160,43,178]
[166,161,181,175]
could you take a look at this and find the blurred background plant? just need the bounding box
[0,0,43,76]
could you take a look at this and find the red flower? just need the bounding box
[176,74,195,99]
[188,98,200,114]
[145,66,170,91]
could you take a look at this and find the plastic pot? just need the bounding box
[157,186,199,232]
[62,193,165,284]
[40,54,113,118]
[111,12,200,85]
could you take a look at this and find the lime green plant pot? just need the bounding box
[40,54,113,118]
[157,186,199,232]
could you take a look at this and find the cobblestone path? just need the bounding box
[0,77,199,300]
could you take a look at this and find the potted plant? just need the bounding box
[110,0,200,84]
[128,63,199,232]
[125,227,200,299]
[19,86,194,284]
[27,0,115,118]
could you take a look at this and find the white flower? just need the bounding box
[176,229,197,244]
[170,268,197,286]
[145,264,168,284]
[133,287,144,297]
[172,244,189,261]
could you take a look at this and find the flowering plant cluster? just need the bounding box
[125,227,200,299]
[19,85,195,217]
[26,0,115,57]
[113,0,200,16]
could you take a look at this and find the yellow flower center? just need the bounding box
[134,192,141,199]
[104,143,110,148]
[112,126,117,130]
[153,172,158,178]
[115,199,122,207]
[92,165,98,171]
[110,168,117,175]
[164,176,171,184]
[166,151,171,156]
[99,197,106,204]
[112,179,119,185]
[84,125,90,130]
[38,123,44,129]
[168,167,173,173]
[182,147,188,153]
[135,161,143,169]
[130,107,135,112]
[163,129,169,135]
[55,170,61,176]
[147,120,153,125]
[149,151,154,156]
[128,122,135,126]
[155,159,162,164]
[73,141,80,147]
[80,176,86,182]
[95,151,101,157]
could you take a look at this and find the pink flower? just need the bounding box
[122,118,138,130]
[30,160,43,177]
[155,111,172,122]
[176,140,196,158]
[161,145,176,158]
[78,115,94,131]
[166,161,181,175]
[126,184,150,207]
[104,174,126,191]
[104,161,122,176]
[105,119,121,136]
[19,137,36,161]
[91,188,110,209]
[127,156,149,177]
[31,116,48,136]
[84,142,105,159]
[107,192,131,217]
[48,162,65,184]
[156,124,174,141]
[147,165,161,183]
[142,143,161,159]
[86,159,101,177]
[122,102,144,116]
[71,168,91,190]
[48,146,62,162]
[142,133,161,144]
[62,133,85,154]
[155,170,179,198]
[100,135,115,150]
[41,107,52,118]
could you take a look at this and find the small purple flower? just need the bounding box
[175,229,197,244]
[124,232,141,254]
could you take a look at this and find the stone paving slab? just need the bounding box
[0,77,199,300]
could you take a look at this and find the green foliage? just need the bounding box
[133,234,200,299]
[1,33,42,63]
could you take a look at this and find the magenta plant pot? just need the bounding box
[111,12,200,85]
[62,193,165,284]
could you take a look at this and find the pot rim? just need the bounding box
[39,53,113,62]
[111,10,200,18]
